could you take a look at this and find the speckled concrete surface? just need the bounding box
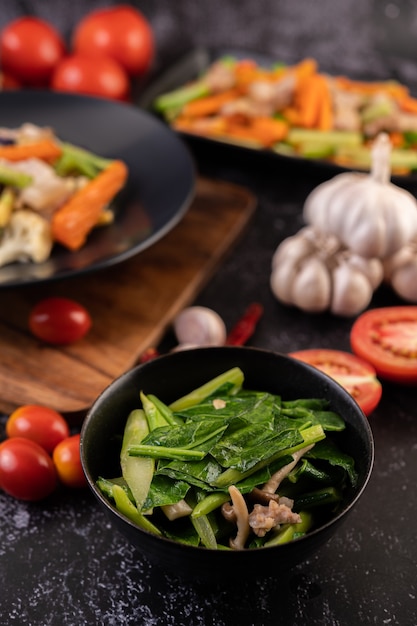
[0,2,417,624]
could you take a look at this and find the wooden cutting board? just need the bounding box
[0,178,256,417]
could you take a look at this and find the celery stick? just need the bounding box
[286,128,362,148]
[153,81,210,114]
[0,164,32,188]
[54,142,112,178]
[169,367,244,412]
[120,409,154,510]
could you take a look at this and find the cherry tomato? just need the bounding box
[0,437,57,501]
[350,306,417,385]
[6,405,70,454]
[289,348,383,416]
[0,17,65,86]
[0,72,21,89]
[29,296,92,345]
[72,5,154,77]
[53,434,86,488]
[51,53,130,101]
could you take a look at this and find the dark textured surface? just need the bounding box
[1,2,417,625]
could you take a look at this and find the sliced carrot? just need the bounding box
[292,58,318,81]
[334,76,408,100]
[51,160,128,251]
[0,139,63,162]
[317,77,334,131]
[389,131,405,148]
[295,73,329,128]
[182,88,241,117]
[398,94,417,114]
[223,116,288,147]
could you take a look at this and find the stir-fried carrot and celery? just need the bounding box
[0,123,128,267]
[154,56,417,173]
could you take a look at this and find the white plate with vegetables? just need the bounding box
[139,47,417,177]
[0,90,195,287]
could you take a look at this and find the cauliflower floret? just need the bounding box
[0,209,53,267]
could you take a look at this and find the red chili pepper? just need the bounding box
[225,302,264,346]
[139,302,264,363]
[139,347,160,363]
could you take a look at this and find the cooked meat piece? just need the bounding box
[204,61,237,93]
[249,499,301,537]
[9,158,81,216]
[247,74,295,111]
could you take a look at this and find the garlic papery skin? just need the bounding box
[330,262,374,316]
[303,133,417,259]
[291,256,331,313]
[270,227,383,316]
[173,306,227,347]
[383,238,417,302]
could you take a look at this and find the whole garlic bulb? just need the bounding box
[383,237,417,302]
[303,133,417,259]
[270,227,383,316]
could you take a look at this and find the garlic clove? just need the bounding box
[173,306,227,347]
[390,260,417,302]
[271,228,315,269]
[348,254,384,290]
[331,262,373,316]
[291,257,331,312]
[270,258,300,304]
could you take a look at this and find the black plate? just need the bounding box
[138,47,416,183]
[0,90,196,288]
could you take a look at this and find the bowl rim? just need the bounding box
[80,346,375,555]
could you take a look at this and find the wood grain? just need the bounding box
[0,178,256,416]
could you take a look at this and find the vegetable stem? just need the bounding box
[169,367,244,412]
[213,424,325,488]
[128,444,206,461]
[0,164,32,189]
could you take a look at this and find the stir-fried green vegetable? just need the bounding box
[97,367,358,550]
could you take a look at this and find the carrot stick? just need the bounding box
[0,139,63,162]
[317,77,334,131]
[398,94,417,114]
[182,88,241,117]
[294,74,324,128]
[51,159,128,251]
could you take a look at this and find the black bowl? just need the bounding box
[80,346,374,583]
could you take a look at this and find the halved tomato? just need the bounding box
[350,306,417,385]
[289,348,382,416]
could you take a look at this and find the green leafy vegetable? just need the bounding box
[96,367,358,550]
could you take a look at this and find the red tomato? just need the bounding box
[289,348,383,416]
[0,72,21,89]
[6,405,70,454]
[51,53,130,101]
[0,17,65,86]
[0,438,57,501]
[72,5,154,76]
[53,434,86,488]
[350,306,417,385]
[29,296,92,345]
